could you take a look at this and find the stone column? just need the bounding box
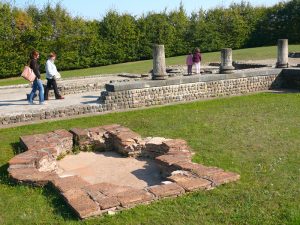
[152,44,167,80]
[220,48,235,74]
[276,39,289,68]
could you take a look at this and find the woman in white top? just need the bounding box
[44,52,64,100]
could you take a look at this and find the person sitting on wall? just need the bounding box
[44,52,64,100]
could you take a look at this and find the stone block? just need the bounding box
[8,167,53,186]
[63,188,100,219]
[156,154,190,167]
[70,128,91,146]
[161,139,191,152]
[52,176,90,193]
[168,173,212,191]
[174,161,224,177]
[208,171,240,186]
[104,125,143,157]
[117,189,153,207]
[9,151,38,168]
[9,149,57,172]
[84,182,133,197]
[148,183,185,198]
[19,130,73,156]
[96,197,120,210]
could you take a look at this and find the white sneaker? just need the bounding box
[28,101,35,105]
[40,102,47,105]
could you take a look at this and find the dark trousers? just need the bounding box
[187,65,193,75]
[44,78,61,100]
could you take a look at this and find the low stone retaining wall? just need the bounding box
[8,124,240,219]
[0,68,285,126]
[100,69,281,110]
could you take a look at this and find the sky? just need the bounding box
[7,0,285,19]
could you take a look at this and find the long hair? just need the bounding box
[30,50,39,59]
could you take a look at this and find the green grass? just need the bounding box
[1,45,300,87]
[0,92,300,224]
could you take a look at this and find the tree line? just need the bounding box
[0,0,299,78]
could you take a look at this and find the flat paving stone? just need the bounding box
[148,183,185,198]
[57,152,163,189]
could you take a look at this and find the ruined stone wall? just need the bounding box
[100,75,277,110]
[0,68,283,126]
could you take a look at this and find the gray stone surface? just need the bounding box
[220,48,235,74]
[105,69,281,92]
[152,44,167,80]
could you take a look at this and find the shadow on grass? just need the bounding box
[0,163,11,185]
[10,142,25,155]
[1,160,78,221]
[42,184,79,221]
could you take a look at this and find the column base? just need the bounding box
[276,62,289,68]
[152,75,168,80]
[219,66,235,74]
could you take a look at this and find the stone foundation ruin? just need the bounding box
[8,124,240,219]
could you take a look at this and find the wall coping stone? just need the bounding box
[105,68,282,92]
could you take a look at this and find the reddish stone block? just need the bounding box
[104,126,143,156]
[84,183,133,197]
[9,151,37,167]
[96,197,120,210]
[167,150,193,159]
[156,154,189,167]
[162,139,191,152]
[70,128,89,142]
[8,167,53,186]
[148,183,185,198]
[19,130,73,155]
[63,188,88,201]
[20,134,48,151]
[101,124,122,133]
[52,176,90,193]
[208,171,240,186]
[174,162,224,177]
[117,189,153,207]
[168,173,212,192]
[40,147,59,158]
[63,188,100,219]
[53,129,73,139]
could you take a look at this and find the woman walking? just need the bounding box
[44,52,64,100]
[28,50,45,105]
[193,48,202,74]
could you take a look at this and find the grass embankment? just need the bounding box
[0,93,299,224]
[1,45,300,87]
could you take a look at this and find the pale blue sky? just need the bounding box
[7,0,285,19]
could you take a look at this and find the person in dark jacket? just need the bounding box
[193,48,202,74]
[28,50,45,105]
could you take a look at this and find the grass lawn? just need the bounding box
[0,92,299,224]
[1,45,300,87]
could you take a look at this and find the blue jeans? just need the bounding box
[29,79,44,103]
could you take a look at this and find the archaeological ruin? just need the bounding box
[8,124,240,219]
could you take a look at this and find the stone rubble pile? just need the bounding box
[8,124,240,219]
